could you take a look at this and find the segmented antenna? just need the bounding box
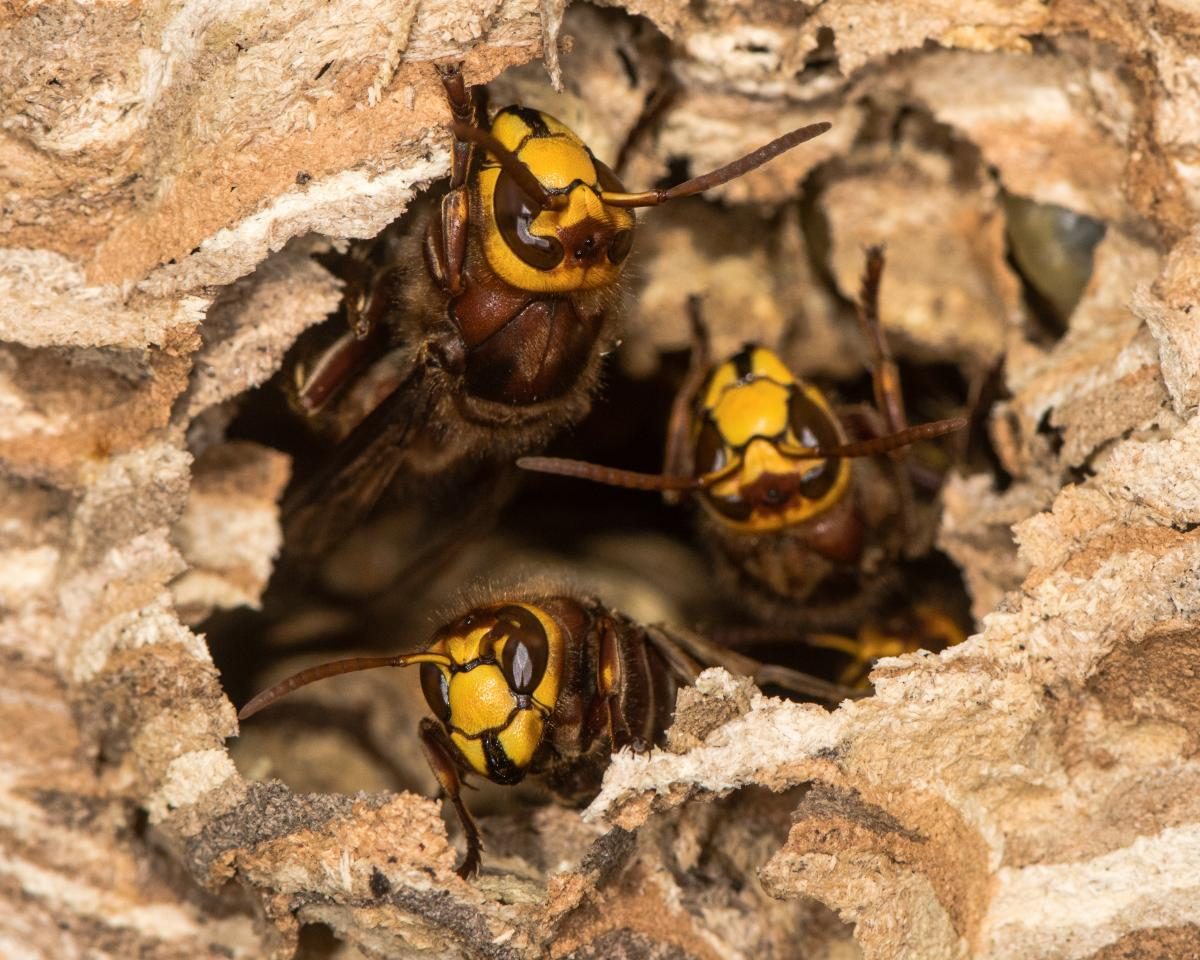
[599,122,832,208]
[517,417,966,493]
[516,457,701,492]
[778,418,968,460]
[238,652,452,721]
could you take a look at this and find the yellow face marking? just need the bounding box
[700,362,738,409]
[447,663,513,738]
[444,623,490,664]
[496,710,544,770]
[737,438,816,487]
[487,110,531,147]
[435,602,565,777]
[488,110,558,153]
[476,108,635,294]
[450,733,488,776]
[518,137,598,191]
[701,347,796,412]
[694,348,853,534]
[748,348,794,384]
[534,111,587,141]
[704,438,849,533]
[711,380,790,448]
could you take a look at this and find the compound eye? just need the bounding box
[693,419,729,478]
[787,390,841,499]
[494,168,565,270]
[594,158,626,194]
[419,662,451,724]
[495,605,550,696]
[608,229,633,265]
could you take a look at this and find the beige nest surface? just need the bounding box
[2,2,1199,958]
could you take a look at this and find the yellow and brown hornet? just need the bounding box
[520,247,967,628]
[237,592,853,877]
[283,66,831,556]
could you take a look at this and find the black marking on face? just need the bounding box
[482,732,525,785]
[507,105,551,137]
[494,169,565,270]
[732,348,755,381]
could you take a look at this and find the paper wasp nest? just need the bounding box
[2,1,1199,958]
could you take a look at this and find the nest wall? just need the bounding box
[2,1,1200,958]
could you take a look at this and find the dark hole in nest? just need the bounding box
[296,923,341,959]
[796,26,839,82]
[1003,192,1106,345]
[1035,407,1065,457]
[656,155,693,193]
